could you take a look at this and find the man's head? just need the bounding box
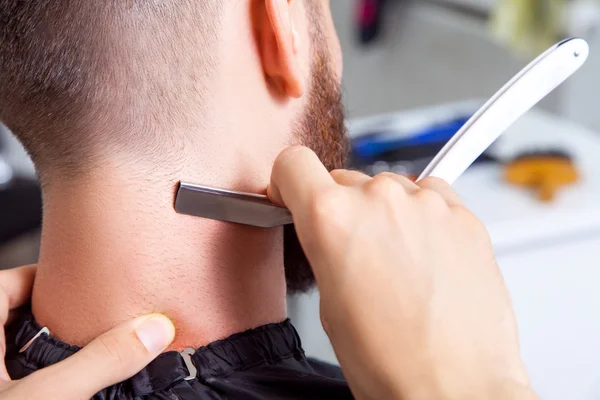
[0,0,347,291]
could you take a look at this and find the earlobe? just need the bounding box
[261,0,305,98]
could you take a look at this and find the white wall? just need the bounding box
[330,1,560,119]
[562,31,600,132]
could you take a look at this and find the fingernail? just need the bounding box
[135,315,175,353]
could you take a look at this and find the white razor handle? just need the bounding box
[418,37,589,184]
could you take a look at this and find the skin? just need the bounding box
[268,147,538,400]
[31,0,342,350]
[0,266,176,399]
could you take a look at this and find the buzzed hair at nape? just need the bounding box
[0,1,222,181]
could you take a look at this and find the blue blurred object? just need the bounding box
[349,113,499,177]
[352,116,471,159]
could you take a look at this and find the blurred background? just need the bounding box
[2,1,600,398]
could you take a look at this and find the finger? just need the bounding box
[0,265,36,311]
[267,146,335,215]
[330,169,371,186]
[20,314,175,400]
[0,329,9,381]
[368,172,419,194]
[0,290,8,381]
[417,176,465,207]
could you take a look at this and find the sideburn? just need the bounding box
[283,48,349,294]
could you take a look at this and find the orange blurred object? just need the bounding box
[505,153,578,202]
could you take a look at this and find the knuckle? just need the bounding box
[307,188,351,237]
[99,336,124,363]
[366,173,402,199]
[415,188,448,210]
[330,169,345,177]
[95,334,133,369]
[275,146,313,167]
[309,188,343,220]
[329,169,347,181]
[382,172,412,185]
[418,176,451,191]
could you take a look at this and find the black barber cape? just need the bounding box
[6,312,354,399]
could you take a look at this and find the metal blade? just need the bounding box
[175,182,293,228]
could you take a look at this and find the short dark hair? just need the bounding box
[0,1,221,181]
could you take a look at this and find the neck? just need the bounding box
[31,167,287,351]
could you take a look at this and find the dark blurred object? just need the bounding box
[505,150,578,202]
[356,0,389,44]
[350,115,499,176]
[0,230,40,270]
[0,178,42,245]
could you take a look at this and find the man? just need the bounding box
[0,0,352,398]
[0,0,539,398]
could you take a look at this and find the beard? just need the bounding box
[283,44,349,294]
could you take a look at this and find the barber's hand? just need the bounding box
[0,265,36,380]
[0,266,175,399]
[268,147,537,400]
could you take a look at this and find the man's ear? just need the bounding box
[260,0,305,98]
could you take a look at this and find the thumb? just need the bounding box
[17,314,175,399]
[267,146,334,216]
